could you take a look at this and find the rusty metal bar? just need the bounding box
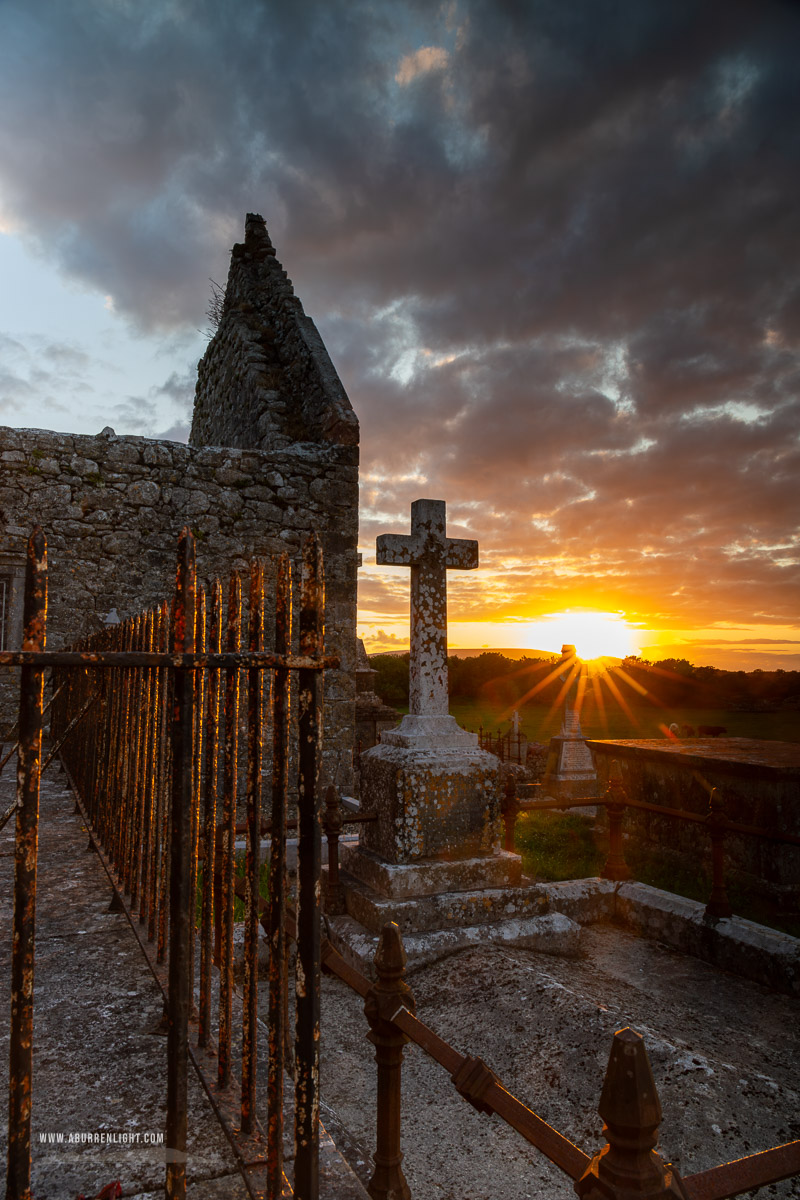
[267,553,291,1196]
[128,615,146,905]
[295,533,324,1199]
[138,610,157,925]
[199,580,221,1049]
[218,571,241,1090]
[165,527,196,1200]
[188,589,206,1011]
[155,604,171,960]
[683,1141,800,1200]
[157,603,172,961]
[5,527,47,1200]
[118,619,135,886]
[0,650,337,669]
[241,560,264,1136]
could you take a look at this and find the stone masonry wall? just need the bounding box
[589,739,800,908]
[0,424,358,792]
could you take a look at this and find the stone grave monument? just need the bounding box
[542,644,597,799]
[331,500,581,965]
[354,638,401,755]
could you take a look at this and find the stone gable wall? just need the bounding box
[190,213,358,454]
[0,424,358,791]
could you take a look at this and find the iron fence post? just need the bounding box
[365,922,414,1200]
[6,528,47,1200]
[323,784,344,915]
[267,553,291,1195]
[218,571,241,1089]
[165,528,196,1200]
[241,560,263,1135]
[295,533,324,1199]
[199,580,221,1048]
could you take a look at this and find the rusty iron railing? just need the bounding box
[475,725,526,764]
[501,767,800,921]
[318,917,800,1200]
[1,526,330,1200]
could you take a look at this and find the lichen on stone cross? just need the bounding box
[377,499,478,717]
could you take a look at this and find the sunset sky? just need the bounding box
[0,1,798,670]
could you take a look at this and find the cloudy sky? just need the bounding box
[1,0,798,669]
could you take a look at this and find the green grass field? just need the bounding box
[445,699,800,743]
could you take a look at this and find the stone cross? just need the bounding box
[377,499,478,717]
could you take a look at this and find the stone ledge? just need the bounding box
[541,877,800,996]
[325,911,583,976]
[379,713,478,749]
[340,844,522,898]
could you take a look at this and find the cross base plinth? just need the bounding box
[327,740,585,972]
[359,738,502,864]
[379,713,478,750]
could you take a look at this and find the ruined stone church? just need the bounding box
[0,214,360,790]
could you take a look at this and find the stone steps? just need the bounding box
[338,866,548,935]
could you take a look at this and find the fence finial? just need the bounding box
[577,1027,688,1200]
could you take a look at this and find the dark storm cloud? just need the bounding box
[1,0,798,636]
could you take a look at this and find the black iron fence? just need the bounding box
[474,726,527,764]
[1,526,329,1200]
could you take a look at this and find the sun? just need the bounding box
[526,611,639,661]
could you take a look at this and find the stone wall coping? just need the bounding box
[586,737,800,779]
[0,424,352,467]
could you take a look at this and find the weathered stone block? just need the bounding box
[360,740,502,863]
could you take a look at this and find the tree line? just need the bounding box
[369,651,800,713]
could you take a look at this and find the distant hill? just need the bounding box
[449,647,552,660]
[370,647,624,666]
[370,647,556,660]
